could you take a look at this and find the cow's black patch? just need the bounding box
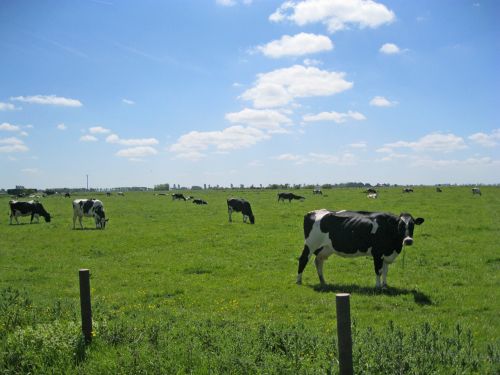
[82,199,94,214]
[303,213,315,239]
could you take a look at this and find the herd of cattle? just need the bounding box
[6,186,483,288]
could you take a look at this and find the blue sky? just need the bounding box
[1,0,499,189]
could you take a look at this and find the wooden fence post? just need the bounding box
[79,269,92,343]
[336,293,353,375]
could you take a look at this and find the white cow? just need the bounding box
[73,199,108,229]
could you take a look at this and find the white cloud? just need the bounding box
[19,131,29,137]
[468,129,500,147]
[10,95,82,107]
[384,133,467,153]
[379,43,401,54]
[303,110,366,123]
[122,98,135,105]
[0,102,19,111]
[225,108,292,133]
[89,126,111,134]
[270,0,395,33]
[80,135,98,142]
[369,96,398,107]
[116,146,158,158]
[303,58,322,66]
[411,157,500,168]
[0,137,29,153]
[57,123,67,131]
[349,142,367,148]
[170,125,269,160]
[106,134,159,146]
[275,151,357,165]
[241,64,353,108]
[257,33,333,58]
[0,122,21,132]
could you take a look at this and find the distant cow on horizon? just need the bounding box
[313,189,322,195]
[192,199,207,205]
[278,192,305,202]
[472,187,481,196]
[403,188,414,193]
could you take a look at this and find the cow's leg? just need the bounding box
[30,213,34,224]
[296,245,311,284]
[314,256,327,286]
[77,216,83,229]
[373,256,383,289]
[228,207,233,222]
[381,262,389,288]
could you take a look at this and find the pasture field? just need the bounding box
[1,187,499,374]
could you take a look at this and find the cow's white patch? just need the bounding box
[371,220,378,234]
[382,250,398,263]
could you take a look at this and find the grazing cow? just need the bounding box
[9,200,51,224]
[436,187,442,193]
[278,192,305,202]
[366,188,377,194]
[313,189,323,195]
[172,193,187,201]
[106,192,112,196]
[296,209,424,288]
[227,198,255,224]
[402,188,414,193]
[72,199,108,229]
[117,192,124,196]
[192,199,207,205]
[472,187,481,196]
[64,192,71,198]
[367,192,378,199]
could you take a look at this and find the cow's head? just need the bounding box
[43,213,51,223]
[94,206,108,229]
[398,213,424,246]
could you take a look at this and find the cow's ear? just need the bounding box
[415,218,424,225]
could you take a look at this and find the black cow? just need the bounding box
[313,189,322,195]
[296,209,424,288]
[172,193,187,201]
[227,198,255,224]
[278,192,305,202]
[402,188,414,193]
[9,200,51,224]
[192,199,207,205]
[64,192,71,198]
[436,187,442,193]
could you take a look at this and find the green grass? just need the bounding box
[1,187,499,373]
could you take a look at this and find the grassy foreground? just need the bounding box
[1,187,499,373]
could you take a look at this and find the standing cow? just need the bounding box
[227,198,255,224]
[172,193,187,201]
[296,209,424,288]
[472,188,481,196]
[9,200,51,224]
[73,199,108,229]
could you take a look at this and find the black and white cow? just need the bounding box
[172,193,187,201]
[227,198,255,224]
[436,187,442,193]
[472,187,481,196]
[9,200,51,224]
[192,199,207,205]
[64,192,71,198]
[402,188,414,193]
[296,209,424,288]
[313,189,323,195]
[278,192,305,202]
[72,199,108,229]
[366,188,377,194]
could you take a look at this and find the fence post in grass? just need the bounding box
[336,293,353,375]
[79,269,92,343]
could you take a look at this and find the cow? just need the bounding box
[9,200,51,224]
[296,209,424,289]
[172,193,187,201]
[106,192,112,196]
[227,198,255,224]
[278,192,305,202]
[366,188,377,194]
[117,192,124,196]
[472,187,481,196]
[313,189,322,195]
[192,199,207,205]
[367,192,378,199]
[72,199,108,229]
[402,188,414,193]
[64,192,71,198]
[436,187,442,193]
